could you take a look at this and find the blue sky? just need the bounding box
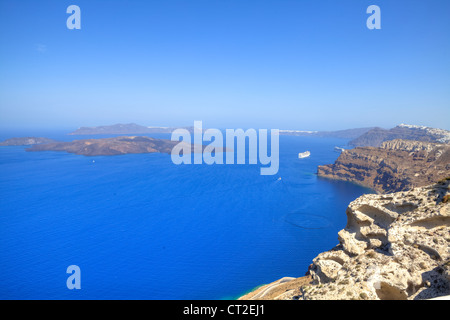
[0,0,449,131]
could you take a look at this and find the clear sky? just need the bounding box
[0,0,449,131]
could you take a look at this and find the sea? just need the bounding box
[0,130,373,300]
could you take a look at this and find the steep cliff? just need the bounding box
[317,139,450,194]
[240,178,450,300]
[304,178,450,300]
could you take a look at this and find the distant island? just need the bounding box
[68,123,194,135]
[279,127,376,139]
[349,124,450,147]
[26,136,189,156]
[0,137,58,146]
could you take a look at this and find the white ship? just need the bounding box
[298,151,310,158]
[334,146,346,153]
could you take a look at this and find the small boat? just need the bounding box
[298,151,310,158]
[334,146,346,153]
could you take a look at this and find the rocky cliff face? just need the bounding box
[303,178,450,300]
[317,139,450,194]
[240,179,450,300]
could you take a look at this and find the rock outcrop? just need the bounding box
[303,178,450,300]
[240,178,450,300]
[238,276,312,300]
[317,139,450,194]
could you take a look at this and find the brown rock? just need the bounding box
[25,136,191,156]
[317,139,450,193]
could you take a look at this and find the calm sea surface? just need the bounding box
[0,131,372,299]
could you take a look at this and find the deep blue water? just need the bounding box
[0,132,372,299]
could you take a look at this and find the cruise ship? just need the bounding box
[298,151,310,158]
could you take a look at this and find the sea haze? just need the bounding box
[0,133,373,299]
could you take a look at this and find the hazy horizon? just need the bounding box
[1,0,449,131]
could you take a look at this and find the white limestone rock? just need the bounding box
[303,178,450,300]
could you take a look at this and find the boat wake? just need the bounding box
[284,212,332,229]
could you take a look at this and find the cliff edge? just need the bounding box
[317,139,450,194]
[241,178,450,300]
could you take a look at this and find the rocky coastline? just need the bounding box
[240,178,450,300]
[241,125,450,300]
[317,139,450,194]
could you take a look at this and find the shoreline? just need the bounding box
[316,173,380,194]
[238,276,312,300]
[238,176,379,300]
